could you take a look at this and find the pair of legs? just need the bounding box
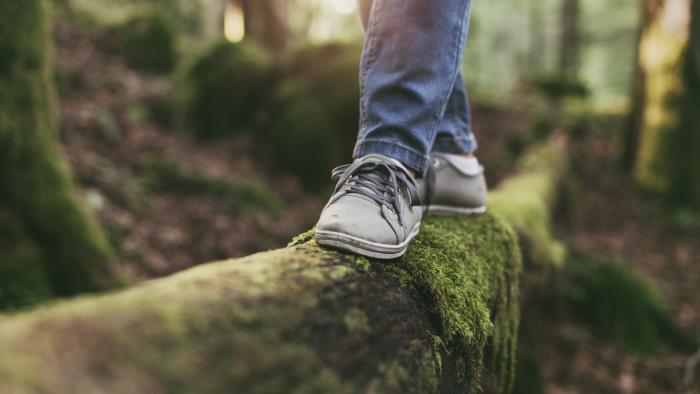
[354,0,478,175]
[315,0,485,259]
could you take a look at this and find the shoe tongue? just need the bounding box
[356,154,413,178]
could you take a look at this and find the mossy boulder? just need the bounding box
[118,9,179,74]
[178,41,272,139]
[269,43,361,188]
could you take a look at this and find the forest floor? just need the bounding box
[54,17,699,394]
[539,132,700,394]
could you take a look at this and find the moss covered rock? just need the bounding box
[0,0,123,308]
[269,43,361,188]
[118,9,178,74]
[178,41,271,139]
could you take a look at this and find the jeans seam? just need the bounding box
[359,0,382,135]
[355,138,430,160]
[426,0,471,149]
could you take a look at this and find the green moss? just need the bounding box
[0,0,123,306]
[391,214,521,393]
[287,228,316,247]
[343,308,371,335]
[137,156,281,213]
[563,255,695,354]
[118,9,178,74]
[178,40,271,139]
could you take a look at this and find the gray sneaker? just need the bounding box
[315,154,423,259]
[419,152,488,216]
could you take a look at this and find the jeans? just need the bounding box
[354,0,478,175]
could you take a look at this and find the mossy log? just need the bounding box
[0,0,122,308]
[0,144,566,394]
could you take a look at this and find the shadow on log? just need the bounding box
[0,143,567,394]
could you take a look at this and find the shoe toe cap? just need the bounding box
[316,197,398,245]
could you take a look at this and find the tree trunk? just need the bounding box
[631,0,700,208]
[0,143,568,394]
[239,0,288,53]
[558,0,581,74]
[621,3,647,173]
[0,0,123,309]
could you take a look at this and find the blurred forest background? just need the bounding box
[1,0,699,392]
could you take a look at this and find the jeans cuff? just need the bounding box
[353,139,430,176]
[432,135,478,155]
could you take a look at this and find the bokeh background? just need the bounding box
[1,0,699,392]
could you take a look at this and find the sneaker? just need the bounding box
[315,154,423,259]
[419,152,488,216]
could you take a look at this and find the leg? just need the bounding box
[358,2,478,156]
[354,0,473,175]
[432,72,479,154]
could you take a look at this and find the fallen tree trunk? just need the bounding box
[0,143,566,394]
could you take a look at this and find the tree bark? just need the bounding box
[0,0,123,309]
[0,143,568,394]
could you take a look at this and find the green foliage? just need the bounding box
[269,43,361,189]
[178,41,271,138]
[0,0,123,306]
[533,73,590,101]
[562,256,694,354]
[118,9,178,74]
[137,156,282,213]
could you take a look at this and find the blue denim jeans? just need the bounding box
[355,0,478,175]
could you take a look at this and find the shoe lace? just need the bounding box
[330,156,419,227]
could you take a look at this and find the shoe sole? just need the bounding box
[315,222,421,260]
[426,205,487,216]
